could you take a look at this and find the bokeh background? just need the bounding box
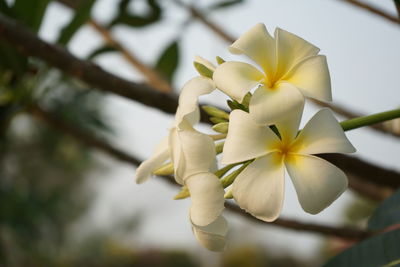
[1,0,400,266]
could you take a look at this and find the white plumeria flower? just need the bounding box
[222,108,356,222]
[213,23,331,125]
[135,75,215,184]
[172,127,227,251]
[135,57,227,251]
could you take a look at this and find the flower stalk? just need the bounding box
[340,108,400,132]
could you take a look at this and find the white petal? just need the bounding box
[285,154,348,214]
[222,110,281,165]
[283,55,332,102]
[229,23,276,75]
[274,28,320,79]
[292,109,356,154]
[232,153,285,222]
[192,216,228,252]
[194,55,216,72]
[169,127,185,185]
[175,76,215,127]
[213,61,264,102]
[186,172,225,226]
[135,137,169,184]
[249,83,304,142]
[177,128,216,181]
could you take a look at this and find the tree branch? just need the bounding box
[0,13,178,115]
[339,0,400,26]
[320,154,400,188]
[30,105,372,240]
[225,203,371,240]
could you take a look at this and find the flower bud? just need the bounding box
[153,162,174,176]
[212,122,229,134]
[202,105,230,120]
[224,188,233,199]
[193,62,213,78]
[216,56,225,65]
[174,186,190,200]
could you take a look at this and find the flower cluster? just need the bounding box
[135,23,355,251]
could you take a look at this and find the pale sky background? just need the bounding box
[38,0,400,263]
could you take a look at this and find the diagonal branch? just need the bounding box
[88,20,173,93]
[30,104,372,240]
[0,13,178,115]
[338,0,400,26]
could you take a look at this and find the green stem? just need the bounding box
[340,108,400,132]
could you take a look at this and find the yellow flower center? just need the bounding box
[262,73,281,89]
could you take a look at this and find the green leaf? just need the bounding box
[368,189,400,231]
[87,45,117,60]
[12,0,52,32]
[323,229,400,267]
[208,0,244,10]
[154,40,179,82]
[57,0,97,45]
[110,0,162,28]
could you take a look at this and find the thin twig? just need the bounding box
[59,0,172,92]
[339,0,400,26]
[88,20,173,93]
[30,105,372,240]
[173,0,235,43]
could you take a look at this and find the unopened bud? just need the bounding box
[174,186,190,200]
[216,56,225,65]
[210,117,227,124]
[212,122,229,134]
[153,162,174,176]
[215,141,225,155]
[202,105,230,120]
[220,161,252,188]
[194,62,213,78]
[224,189,233,199]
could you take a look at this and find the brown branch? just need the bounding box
[339,0,400,26]
[225,203,371,240]
[320,154,400,188]
[30,104,141,166]
[0,13,178,115]
[30,105,372,240]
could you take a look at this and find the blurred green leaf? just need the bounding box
[87,45,117,60]
[57,0,97,45]
[323,229,400,267]
[154,40,179,82]
[368,189,400,231]
[110,0,162,28]
[208,0,244,10]
[12,0,52,32]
